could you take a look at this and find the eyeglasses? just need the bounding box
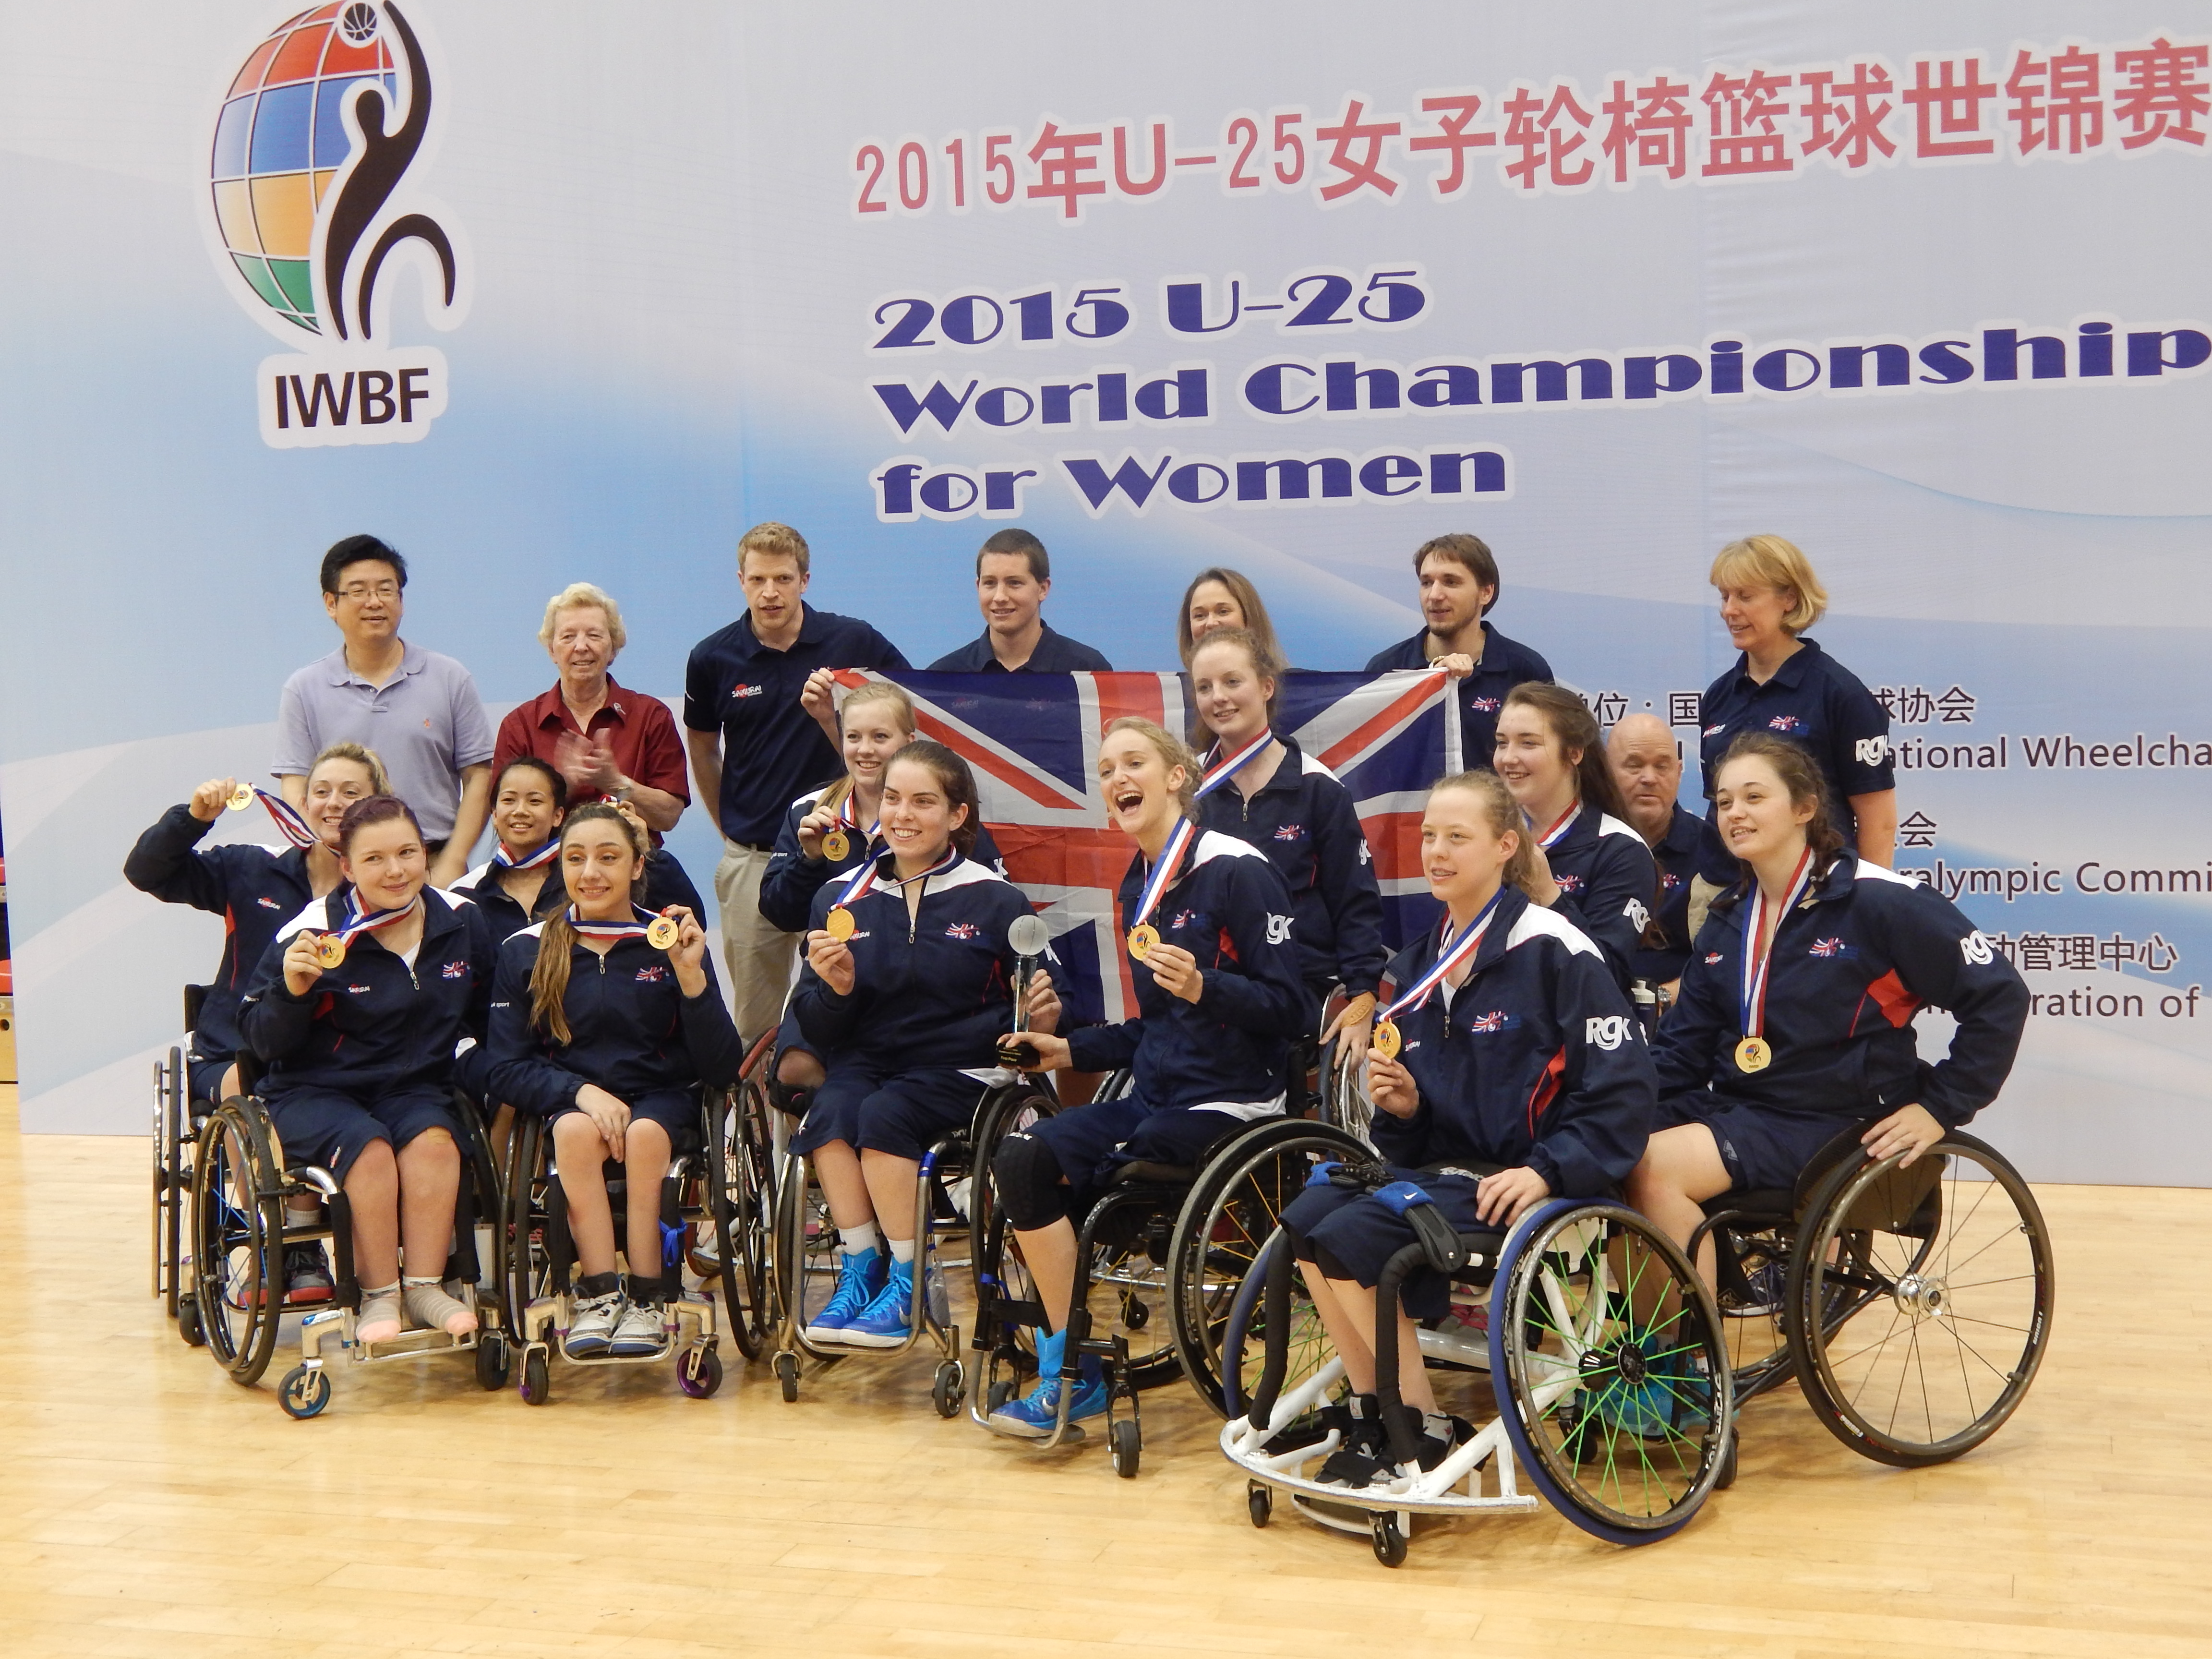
[337,582,401,602]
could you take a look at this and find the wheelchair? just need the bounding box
[152,985,214,1346]
[495,1086,751,1404]
[966,1063,1370,1477]
[1221,1162,1733,1566]
[1690,1122,2055,1472]
[188,1067,510,1418]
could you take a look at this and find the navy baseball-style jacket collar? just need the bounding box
[278,881,476,947]
[1707,846,1861,920]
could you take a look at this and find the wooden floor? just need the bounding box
[1,1084,2206,1659]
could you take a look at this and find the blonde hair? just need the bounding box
[819,681,918,814]
[1102,716,1199,817]
[1710,535,1827,633]
[739,521,811,577]
[1427,770,1538,897]
[308,741,389,795]
[1177,567,1286,668]
[529,804,651,1047]
[538,582,626,652]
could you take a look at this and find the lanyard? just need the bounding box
[1194,729,1273,799]
[1125,817,1198,962]
[821,789,879,861]
[493,839,560,871]
[1528,798,1580,850]
[1382,886,1508,1023]
[227,783,319,850]
[1735,847,1817,1071]
[833,843,960,910]
[313,890,421,967]
[568,902,682,950]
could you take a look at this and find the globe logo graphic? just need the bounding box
[210,4,398,334]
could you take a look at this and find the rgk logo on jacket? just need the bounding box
[1584,1014,1635,1050]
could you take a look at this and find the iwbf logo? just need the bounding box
[206,3,467,449]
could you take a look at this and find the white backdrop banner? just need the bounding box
[1,2,2208,1180]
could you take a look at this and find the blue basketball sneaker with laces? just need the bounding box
[987,1327,1110,1438]
[841,1258,917,1347]
[804,1248,887,1343]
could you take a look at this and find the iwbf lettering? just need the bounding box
[259,350,448,449]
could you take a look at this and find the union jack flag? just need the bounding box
[1809,936,1845,957]
[1467,1009,1507,1033]
[830,668,1462,1025]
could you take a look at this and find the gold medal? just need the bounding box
[646,914,681,950]
[314,933,347,970]
[225,783,256,811]
[1734,1035,1771,1074]
[820,829,850,862]
[1370,1019,1402,1062]
[825,906,856,942]
[1127,922,1160,962]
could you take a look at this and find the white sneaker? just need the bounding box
[566,1290,622,1358]
[610,1300,668,1358]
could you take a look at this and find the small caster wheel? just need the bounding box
[986,1378,1015,1414]
[475,1333,510,1391]
[931,1360,964,1419]
[1109,1419,1141,1479]
[1370,1511,1407,1568]
[177,1297,206,1349]
[1121,1296,1149,1331]
[1715,1427,1739,1491]
[680,1345,724,1398]
[520,1347,552,1406]
[1246,1481,1273,1528]
[278,1366,330,1419]
[775,1351,800,1403]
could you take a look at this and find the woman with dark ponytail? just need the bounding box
[486,804,743,1360]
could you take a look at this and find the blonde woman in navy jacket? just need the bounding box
[989,716,1308,1434]
[486,804,744,1360]
[1281,769,1654,1484]
[240,796,494,1346]
[1628,733,2028,1285]
[789,739,1059,1352]
[1492,682,1659,990]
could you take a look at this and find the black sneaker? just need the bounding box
[283,1244,334,1305]
[1409,1414,1476,1473]
[1315,1398,1393,1489]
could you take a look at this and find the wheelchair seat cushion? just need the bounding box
[1656,1093,1867,1196]
[1107,1159,1196,1188]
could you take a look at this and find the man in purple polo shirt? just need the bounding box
[684,521,908,1044]
[273,535,494,889]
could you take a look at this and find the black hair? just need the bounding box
[320,533,409,596]
[493,754,568,810]
[977,527,1049,582]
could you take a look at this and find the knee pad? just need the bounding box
[991,1131,1069,1232]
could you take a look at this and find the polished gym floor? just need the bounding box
[0,1085,2201,1659]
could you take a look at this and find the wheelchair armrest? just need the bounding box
[183,983,211,1034]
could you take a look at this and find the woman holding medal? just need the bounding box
[1278,769,1654,1486]
[1491,682,1658,991]
[1188,627,1386,1058]
[1627,733,2028,1286]
[986,717,1308,1434]
[240,795,496,1344]
[787,740,1057,1350]
[486,804,742,1360]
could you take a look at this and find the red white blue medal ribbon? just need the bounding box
[229,783,320,850]
[1528,799,1580,851]
[493,839,560,871]
[1378,885,1508,1023]
[1195,730,1273,798]
[832,842,960,911]
[1737,846,1817,1062]
[568,903,660,943]
[1128,817,1197,934]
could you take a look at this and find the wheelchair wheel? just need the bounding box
[153,1046,187,1311]
[964,1082,1059,1303]
[1219,1227,1345,1445]
[1491,1200,1731,1546]
[496,1114,553,1342]
[1786,1133,2054,1467]
[190,1099,288,1386]
[1166,1120,1367,1417]
[708,1081,773,1360]
[768,1147,840,1351]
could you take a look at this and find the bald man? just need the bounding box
[1606,713,1707,1010]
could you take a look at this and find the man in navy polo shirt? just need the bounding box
[926,528,1112,673]
[1363,532,1551,772]
[273,534,494,889]
[684,521,909,1044]
[1607,712,1706,1012]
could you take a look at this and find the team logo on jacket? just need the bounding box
[1265,913,1293,944]
[1704,723,1727,737]
[1468,696,1501,712]
[1808,936,1856,959]
[1704,951,1724,964]
[257,895,283,909]
[210,3,465,449]
[1170,908,1201,932]
[1767,715,1805,733]
[440,959,468,978]
[944,922,980,940]
[1584,1014,1635,1050]
[1660,871,1681,892]
[1273,823,1304,842]
[1960,931,1996,965]
[635,964,670,983]
[1555,872,1584,893]
[346,982,372,994]
[1624,898,1650,930]
[1467,1010,1509,1034]
[732,683,764,699]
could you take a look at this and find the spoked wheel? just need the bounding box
[1491,1200,1732,1546]
[708,1082,774,1359]
[1711,1220,1797,1404]
[154,1047,187,1313]
[1167,1120,1368,1417]
[1786,1134,2054,1467]
[769,1149,841,1356]
[191,1100,288,1386]
[965,1085,1058,1305]
[497,1115,552,1345]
